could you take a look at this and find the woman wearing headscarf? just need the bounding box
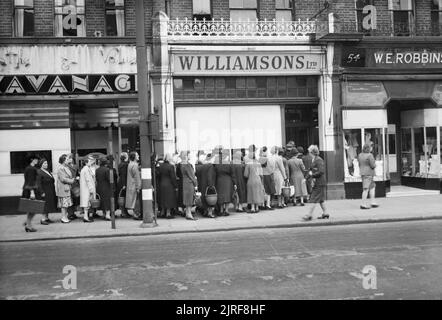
[37,158,57,225]
[288,148,307,206]
[244,145,264,214]
[180,151,198,220]
[213,146,235,216]
[158,153,178,219]
[270,146,287,208]
[195,153,216,218]
[259,146,276,210]
[303,145,329,221]
[56,154,76,224]
[80,155,96,222]
[96,157,112,221]
[231,151,247,213]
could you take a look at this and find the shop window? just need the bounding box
[431,0,442,36]
[229,0,258,22]
[401,128,413,176]
[193,0,212,20]
[355,0,374,34]
[275,0,293,22]
[105,0,125,36]
[14,0,34,37]
[10,150,52,174]
[54,0,86,37]
[388,0,414,36]
[426,127,439,178]
[344,129,362,180]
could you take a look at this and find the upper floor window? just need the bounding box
[14,0,34,37]
[275,0,293,21]
[388,0,414,36]
[193,0,212,20]
[431,0,442,36]
[105,0,125,36]
[54,0,86,37]
[355,0,375,34]
[229,0,258,22]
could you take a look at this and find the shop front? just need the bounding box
[0,44,143,213]
[160,46,325,160]
[339,44,442,198]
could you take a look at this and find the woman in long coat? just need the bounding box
[195,154,216,218]
[244,146,264,214]
[96,158,112,220]
[158,153,178,218]
[22,155,41,232]
[213,147,235,216]
[180,151,198,220]
[37,158,57,225]
[231,151,247,213]
[259,147,276,210]
[270,147,287,208]
[80,155,96,222]
[125,152,142,219]
[56,154,75,224]
[288,149,307,206]
[117,152,129,216]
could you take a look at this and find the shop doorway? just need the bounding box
[386,99,441,192]
[284,104,319,149]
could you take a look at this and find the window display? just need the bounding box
[401,128,413,176]
[344,127,387,182]
[426,127,439,178]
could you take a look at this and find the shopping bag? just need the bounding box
[289,185,295,197]
[301,179,308,196]
[232,190,239,206]
[18,198,45,214]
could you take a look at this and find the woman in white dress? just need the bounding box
[80,155,96,222]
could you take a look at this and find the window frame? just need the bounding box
[229,0,259,22]
[105,0,126,37]
[13,0,35,37]
[192,0,212,20]
[431,0,442,36]
[275,0,294,22]
[388,0,415,36]
[54,0,86,37]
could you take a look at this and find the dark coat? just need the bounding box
[231,163,247,204]
[95,165,112,211]
[175,163,184,208]
[158,162,178,209]
[37,169,57,213]
[311,156,326,186]
[196,163,216,208]
[117,161,128,192]
[214,163,234,204]
[22,165,41,198]
[181,163,197,207]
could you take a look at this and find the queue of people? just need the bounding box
[21,141,345,232]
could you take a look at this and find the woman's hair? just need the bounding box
[278,147,284,156]
[308,145,320,156]
[120,152,128,162]
[164,153,173,163]
[362,144,371,153]
[100,158,108,166]
[58,154,67,164]
[179,150,189,160]
[289,149,298,158]
[38,158,47,168]
[129,151,137,161]
[297,146,304,155]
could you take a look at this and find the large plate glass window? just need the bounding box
[388,0,414,36]
[275,0,293,22]
[14,0,34,37]
[229,0,258,22]
[105,0,125,36]
[54,0,86,37]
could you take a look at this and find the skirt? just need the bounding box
[263,174,276,195]
[58,196,73,209]
[309,185,326,203]
[362,175,375,190]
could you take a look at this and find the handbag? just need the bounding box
[18,198,46,214]
[232,189,239,206]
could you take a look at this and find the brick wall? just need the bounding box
[212,0,229,20]
[34,0,54,36]
[260,0,275,20]
[415,0,433,36]
[86,0,105,37]
[0,1,12,37]
[169,0,192,19]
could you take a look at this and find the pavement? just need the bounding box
[0,194,440,242]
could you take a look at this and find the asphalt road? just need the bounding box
[1,220,442,300]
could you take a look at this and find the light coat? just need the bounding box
[125,161,141,209]
[80,165,96,208]
[55,165,75,198]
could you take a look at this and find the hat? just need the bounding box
[297,146,304,154]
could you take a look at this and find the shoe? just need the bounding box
[277,205,284,209]
[61,218,71,224]
[83,218,93,223]
[222,211,230,216]
[300,203,305,206]
[166,215,175,219]
[236,209,244,213]
[360,205,370,210]
[318,213,330,219]
[207,214,216,218]
[302,215,312,221]
[67,215,77,221]
[371,204,379,208]
[40,219,49,225]
[133,215,143,221]
[186,216,197,221]
[104,216,111,221]
[25,226,37,232]
[266,206,274,211]
[46,218,55,224]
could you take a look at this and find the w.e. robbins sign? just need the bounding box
[173,52,322,76]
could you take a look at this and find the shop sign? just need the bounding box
[0,74,137,95]
[173,53,322,75]
[343,81,388,107]
[0,45,139,75]
[367,49,442,68]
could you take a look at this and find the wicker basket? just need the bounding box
[90,193,101,209]
[117,188,125,208]
[205,186,218,207]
